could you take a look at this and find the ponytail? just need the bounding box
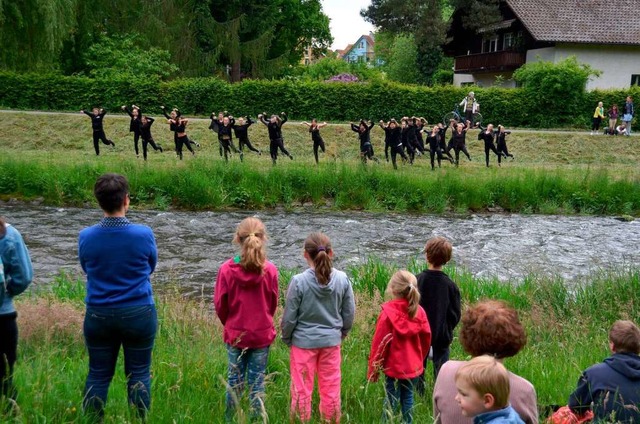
[304,232,333,285]
[233,217,267,274]
[387,270,421,319]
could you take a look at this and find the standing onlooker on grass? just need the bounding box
[623,96,634,136]
[416,236,461,387]
[367,270,431,424]
[0,216,33,412]
[214,217,279,422]
[607,104,619,135]
[460,92,480,125]
[78,173,158,421]
[433,301,538,424]
[591,102,605,135]
[281,232,355,423]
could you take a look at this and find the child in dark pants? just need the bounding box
[81,108,116,155]
[415,236,461,393]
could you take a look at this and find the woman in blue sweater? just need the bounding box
[78,173,158,420]
[0,217,33,408]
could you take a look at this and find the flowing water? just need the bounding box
[3,204,639,296]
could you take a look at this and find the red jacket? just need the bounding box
[367,299,431,381]
[214,257,279,349]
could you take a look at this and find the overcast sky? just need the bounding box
[321,0,375,50]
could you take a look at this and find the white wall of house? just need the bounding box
[527,44,640,90]
[454,74,476,86]
[454,72,517,88]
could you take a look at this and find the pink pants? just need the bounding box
[290,345,342,423]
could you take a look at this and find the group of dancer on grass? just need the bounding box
[80,106,515,168]
[4,172,640,423]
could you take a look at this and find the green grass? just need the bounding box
[4,263,639,423]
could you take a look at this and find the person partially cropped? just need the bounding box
[78,173,158,421]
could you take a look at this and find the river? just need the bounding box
[2,205,638,295]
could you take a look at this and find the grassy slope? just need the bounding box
[5,265,639,423]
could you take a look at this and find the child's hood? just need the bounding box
[225,257,270,287]
[382,299,427,337]
[605,352,640,380]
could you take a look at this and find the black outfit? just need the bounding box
[260,114,292,164]
[496,131,514,164]
[437,126,455,162]
[477,128,504,167]
[83,110,115,155]
[124,107,142,156]
[427,133,447,170]
[415,269,461,385]
[139,117,162,160]
[413,121,427,154]
[162,110,196,160]
[0,312,18,402]
[384,126,406,170]
[210,115,240,158]
[351,122,378,163]
[309,125,326,164]
[569,352,640,423]
[232,118,260,161]
[401,125,415,164]
[451,128,471,165]
[381,124,392,162]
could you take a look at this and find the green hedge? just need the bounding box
[0,72,637,128]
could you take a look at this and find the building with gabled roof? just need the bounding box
[338,33,380,65]
[444,0,640,90]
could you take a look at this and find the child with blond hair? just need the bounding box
[455,355,524,424]
[368,270,431,423]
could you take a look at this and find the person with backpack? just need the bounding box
[0,216,34,409]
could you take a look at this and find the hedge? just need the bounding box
[0,72,637,128]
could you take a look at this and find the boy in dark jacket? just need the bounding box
[415,236,461,392]
[568,320,640,423]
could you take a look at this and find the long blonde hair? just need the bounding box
[233,217,267,273]
[386,270,420,318]
[304,232,333,285]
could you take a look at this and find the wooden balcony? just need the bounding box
[454,51,526,73]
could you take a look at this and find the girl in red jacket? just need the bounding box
[214,217,279,422]
[368,270,431,424]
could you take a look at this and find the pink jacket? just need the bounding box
[214,257,279,349]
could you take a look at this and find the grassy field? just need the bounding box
[2,111,640,215]
[3,261,638,423]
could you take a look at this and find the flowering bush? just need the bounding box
[325,73,359,83]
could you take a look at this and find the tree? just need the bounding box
[386,35,419,84]
[449,0,502,33]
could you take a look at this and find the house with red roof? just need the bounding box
[444,0,640,89]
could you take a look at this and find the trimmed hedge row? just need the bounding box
[0,72,637,128]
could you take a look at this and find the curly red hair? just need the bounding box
[459,300,527,359]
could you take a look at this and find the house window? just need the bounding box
[482,36,499,53]
[632,75,640,86]
[360,41,365,49]
[503,32,514,50]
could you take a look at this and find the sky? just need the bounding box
[321,0,375,51]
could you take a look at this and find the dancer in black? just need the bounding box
[414,117,428,154]
[496,125,514,165]
[211,111,239,157]
[139,116,163,161]
[379,120,392,162]
[426,125,447,170]
[437,122,455,163]
[212,115,237,162]
[380,119,406,169]
[232,117,261,162]
[400,119,416,164]
[122,105,142,157]
[477,124,505,167]
[350,120,378,164]
[81,107,116,156]
[451,121,472,166]
[259,112,293,165]
[163,107,195,160]
[302,119,327,164]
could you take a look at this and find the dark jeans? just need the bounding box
[417,346,450,396]
[0,313,18,403]
[225,345,270,422]
[83,305,157,420]
[384,376,418,423]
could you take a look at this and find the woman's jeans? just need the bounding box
[225,344,270,422]
[83,304,157,419]
[0,312,18,403]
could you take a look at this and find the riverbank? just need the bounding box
[3,111,640,215]
[6,265,638,422]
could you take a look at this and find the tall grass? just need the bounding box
[4,263,638,423]
[1,155,639,215]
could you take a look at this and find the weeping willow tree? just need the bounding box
[0,0,78,71]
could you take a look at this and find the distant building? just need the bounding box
[300,45,326,66]
[338,33,382,65]
[444,0,640,90]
